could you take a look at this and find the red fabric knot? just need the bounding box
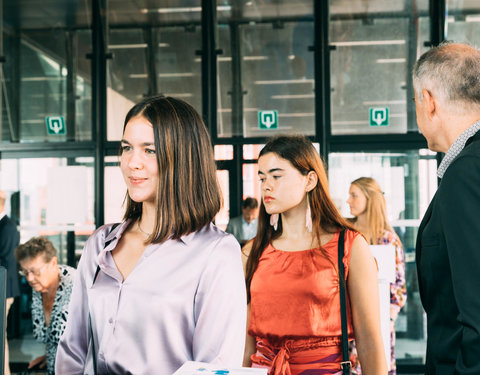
[270,344,291,375]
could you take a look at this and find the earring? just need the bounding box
[306,200,312,233]
[270,213,279,231]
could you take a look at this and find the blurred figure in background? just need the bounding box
[347,177,407,375]
[15,236,75,375]
[0,189,20,375]
[226,197,258,246]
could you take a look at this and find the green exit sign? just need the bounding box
[258,110,278,129]
[46,116,66,135]
[369,107,389,126]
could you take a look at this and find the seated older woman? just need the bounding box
[15,237,75,375]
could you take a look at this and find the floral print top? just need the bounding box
[31,265,75,375]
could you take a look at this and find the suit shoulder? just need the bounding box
[0,216,18,236]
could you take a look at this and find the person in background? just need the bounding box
[55,96,246,375]
[226,197,259,246]
[413,42,480,374]
[347,177,407,375]
[243,135,387,375]
[15,236,75,375]
[0,189,20,375]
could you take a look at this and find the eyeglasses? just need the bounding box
[18,263,49,278]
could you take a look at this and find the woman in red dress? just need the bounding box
[242,135,387,375]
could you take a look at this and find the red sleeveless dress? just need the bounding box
[249,230,359,375]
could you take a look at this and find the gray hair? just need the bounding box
[412,41,480,110]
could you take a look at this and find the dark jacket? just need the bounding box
[416,130,480,375]
[0,215,20,298]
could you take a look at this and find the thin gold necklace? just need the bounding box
[137,222,151,236]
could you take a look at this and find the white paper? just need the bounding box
[370,244,395,282]
[46,166,88,224]
[173,361,267,375]
[369,244,396,371]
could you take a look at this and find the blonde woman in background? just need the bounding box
[347,177,407,375]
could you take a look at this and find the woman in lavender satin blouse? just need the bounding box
[55,96,247,375]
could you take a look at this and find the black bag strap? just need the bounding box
[89,223,119,375]
[337,229,351,375]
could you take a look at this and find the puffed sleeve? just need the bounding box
[55,231,102,374]
[439,154,480,373]
[192,233,247,366]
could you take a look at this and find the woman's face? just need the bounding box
[121,116,159,205]
[19,255,57,293]
[258,152,310,215]
[347,184,368,217]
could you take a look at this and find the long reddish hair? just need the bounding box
[245,135,354,302]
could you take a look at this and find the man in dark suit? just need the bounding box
[414,42,480,374]
[0,190,20,375]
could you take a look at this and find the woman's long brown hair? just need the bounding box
[122,95,221,244]
[245,135,354,302]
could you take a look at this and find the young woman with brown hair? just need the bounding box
[55,96,247,375]
[242,135,387,375]
[347,177,407,375]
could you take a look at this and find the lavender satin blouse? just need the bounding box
[55,221,247,375]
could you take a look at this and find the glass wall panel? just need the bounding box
[329,0,430,135]
[107,29,148,141]
[214,145,234,160]
[76,30,93,141]
[2,1,92,143]
[445,1,480,45]
[0,157,95,262]
[217,0,314,138]
[19,33,67,142]
[1,29,93,142]
[156,25,202,113]
[216,170,230,230]
[243,163,260,204]
[243,144,264,160]
[328,150,437,367]
[106,25,203,141]
[104,155,126,225]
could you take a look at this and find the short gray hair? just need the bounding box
[412,41,480,109]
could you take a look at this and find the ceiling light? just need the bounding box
[158,73,195,78]
[141,5,231,14]
[109,44,147,49]
[331,40,405,47]
[271,94,314,99]
[255,79,314,85]
[376,58,406,63]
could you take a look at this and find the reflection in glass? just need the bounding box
[445,2,480,46]
[217,0,314,138]
[329,0,430,135]
[107,29,147,140]
[19,35,67,142]
[156,26,202,113]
